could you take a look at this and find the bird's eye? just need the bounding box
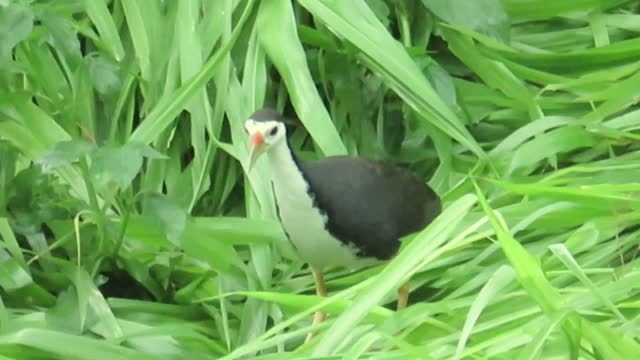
[269,127,278,136]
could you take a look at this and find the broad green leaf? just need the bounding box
[0,3,33,63]
[90,144,144,190]
[141,193,187,246]
[88,56,122,96]
[37,140,96,172]
[180,219,241,273]
[71,268,124,339]
[90,142,166,190]
[423,0,510,42]
[0,218,24,266]
[0,249,32,291]
[45,286,83,334]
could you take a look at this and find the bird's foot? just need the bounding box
[396,282,410,311]
[304,310,326,343]
[305,266,328,343]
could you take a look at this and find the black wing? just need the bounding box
[299,156,441,260]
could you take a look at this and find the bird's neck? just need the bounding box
[266,140,311,202]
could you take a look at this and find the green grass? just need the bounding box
[1,0,640,359]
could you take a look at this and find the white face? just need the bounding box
[244,118,287,170]
[243,119,287,149]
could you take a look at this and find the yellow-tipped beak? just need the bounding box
[247,132,265,172]
[247,146,260,172]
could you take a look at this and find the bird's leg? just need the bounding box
[305,266,327,343]
[396,281,410,311]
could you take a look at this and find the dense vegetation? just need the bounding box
[1,0,640,359]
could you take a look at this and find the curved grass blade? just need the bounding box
[312,194,478,356]
[256,0,346,156]
[129,0,256,145]
[455,265,515,360]
[549,244,627,322]
[84,0,125,61]
[296,0,485,158]
[0,328,158,360]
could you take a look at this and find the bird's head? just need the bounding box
[244,108,288,171]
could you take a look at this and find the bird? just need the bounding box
[243,108,441,342]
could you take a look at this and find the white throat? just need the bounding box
[266,140,311,208]
[267,141,297,175]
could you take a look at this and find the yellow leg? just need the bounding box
[397,282,410,311]
[305,266,327,343]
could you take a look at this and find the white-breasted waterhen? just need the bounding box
[244,108,441,341]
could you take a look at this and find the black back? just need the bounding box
[299,156,441,260]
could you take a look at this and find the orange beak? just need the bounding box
[247,132,265,171]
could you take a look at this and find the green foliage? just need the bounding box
[1,0,640,359]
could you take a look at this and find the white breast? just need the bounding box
[266,142,362,269]
[273,183,361,268]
